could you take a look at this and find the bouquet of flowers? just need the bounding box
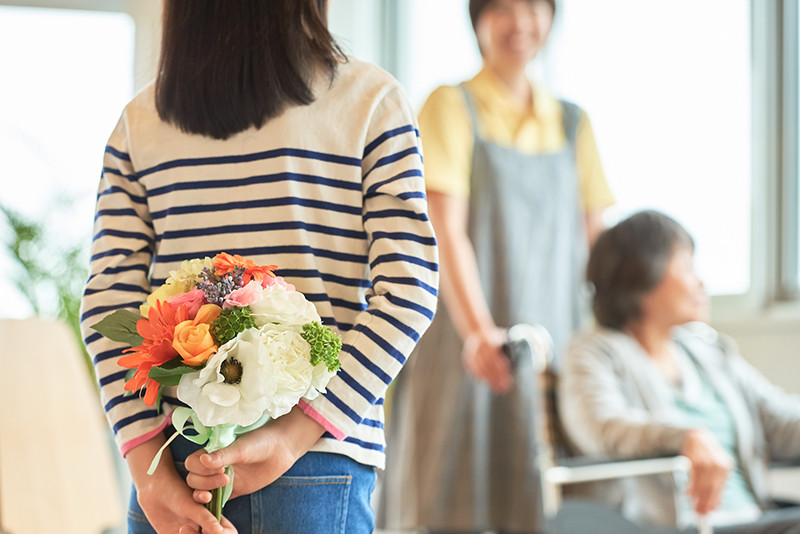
[91,252,342,521]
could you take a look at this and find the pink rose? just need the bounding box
[262,275,295,292]
[166,288,206,319]
[224,281,265,309]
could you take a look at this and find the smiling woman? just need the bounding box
[378,0,615,531]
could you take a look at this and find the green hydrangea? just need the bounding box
[301,321,342,372]
[212,306,256,345]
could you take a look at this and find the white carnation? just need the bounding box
[177,321,337,428]
[250,284,321,327]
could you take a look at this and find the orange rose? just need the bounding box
[172,304,222,366]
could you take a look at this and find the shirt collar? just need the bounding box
[469,66,560,120]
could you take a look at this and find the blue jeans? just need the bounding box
[128,435,377,534]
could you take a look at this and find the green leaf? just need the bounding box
[148,363,198,386]
[122,368,137,397]
[221,466,235,508]
[91,309,144,346]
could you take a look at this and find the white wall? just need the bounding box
[328,0,385,68]
[713,312,800,396]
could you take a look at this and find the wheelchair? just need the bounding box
[504,323,711,534]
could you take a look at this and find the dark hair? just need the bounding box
[469,0,556,29]
[156,0,345,140]
[587,210,694,330]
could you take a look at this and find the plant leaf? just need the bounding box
[91,309,144,346]
[221,466,235,508]
[148,363,198,386]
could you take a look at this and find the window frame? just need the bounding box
[778,0,800,301]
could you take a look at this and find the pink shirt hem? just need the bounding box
[120,411,173,457]
[298,400,346,440]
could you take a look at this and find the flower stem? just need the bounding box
[207,486,223,522]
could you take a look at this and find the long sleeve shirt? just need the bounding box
[80,58,439,469]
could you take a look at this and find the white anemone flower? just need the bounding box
[178,322,337,429]
[178,327,278,427]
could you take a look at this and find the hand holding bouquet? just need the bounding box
[92,253,342,521]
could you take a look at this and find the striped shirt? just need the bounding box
[80,58,439,469]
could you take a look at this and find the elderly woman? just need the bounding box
[559,210,800,533]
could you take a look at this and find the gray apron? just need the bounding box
[378,86,588,533]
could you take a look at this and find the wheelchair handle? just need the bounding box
[501,323,554,372]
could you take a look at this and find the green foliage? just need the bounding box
[0,203,92,379]
[301,321,342,372]
[91,308,144,347]
[212,306,256,345]
[148,357,198,387]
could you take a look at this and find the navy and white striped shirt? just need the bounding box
[80,58,439,469]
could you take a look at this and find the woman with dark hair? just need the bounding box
[379,0,613,532]
[559,210,800,533]
[79,1,438,533]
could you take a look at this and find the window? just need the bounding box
[394,0,755,299]
[0,4,136,318]
[786,0,800,296]
[546,0,752,297]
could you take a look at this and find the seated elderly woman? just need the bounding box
[559,210,800,533]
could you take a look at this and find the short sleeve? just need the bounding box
[576,111,615,211]
[417,86,473,197]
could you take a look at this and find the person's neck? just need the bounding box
[486,62,532,108]
[626,320,674,362]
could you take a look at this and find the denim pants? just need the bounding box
[128,435,377,534]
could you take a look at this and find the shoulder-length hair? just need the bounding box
[587,210,694,330]
[156,0,345,140]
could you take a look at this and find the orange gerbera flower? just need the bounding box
[118,299,189,406]
[213,252,277,284]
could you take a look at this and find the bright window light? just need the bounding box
[402,0,751,297]
[0,6,135,318]
[546,0,752,296]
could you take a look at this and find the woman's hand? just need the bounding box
[126,436,237,534]
[462,326,512,393]
[681,428,734,516]
[427,191,511,393]
[184,406,326,503]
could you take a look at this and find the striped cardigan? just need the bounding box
[80,58,439,469]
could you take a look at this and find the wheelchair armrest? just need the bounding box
[770,457,800,469]
[545,455,690,485]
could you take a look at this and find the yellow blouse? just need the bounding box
[418,67,614,211]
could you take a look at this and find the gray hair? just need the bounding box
[587,210,694,330]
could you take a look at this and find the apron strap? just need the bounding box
[459,84,483,142]
[559,100,582,146]
[462,84,582,148]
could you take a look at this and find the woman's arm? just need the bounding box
[559,333,732,515]
[584,208,605,249]
[559,332,696,457]
[723,337,800,460]
[80,111,167,453]
[428,190,511,393]
[82,110,232,532]
[559,332,733,515]
[124,437,237,534]
[681,428,734,516]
